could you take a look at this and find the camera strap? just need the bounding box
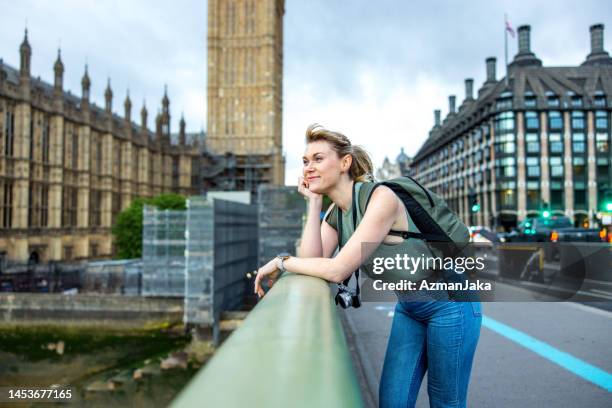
[336,181,361,297]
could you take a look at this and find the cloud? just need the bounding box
[1,0,610,186]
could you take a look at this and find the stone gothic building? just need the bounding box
[204,0,286,190]
[0,30,202,263]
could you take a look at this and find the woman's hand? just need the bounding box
[254,258,282,298]
[298,176,323,201]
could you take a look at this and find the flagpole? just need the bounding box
[504,13,509,87]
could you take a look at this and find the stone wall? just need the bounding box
[0,293,184,329]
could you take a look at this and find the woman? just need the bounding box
[254,123,481,408]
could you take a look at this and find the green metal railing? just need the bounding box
[171,272,364,408]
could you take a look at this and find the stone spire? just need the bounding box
[141,100,148,130]
[104,78,113,113]
[124,90,132,122]
[179,113,186,145]
[162,84,170,111]
[19,28,31,78]
[53,48,64,92]
[160,85,170,138]
[81,65,91,102]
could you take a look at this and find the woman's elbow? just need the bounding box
[327,264,351,284]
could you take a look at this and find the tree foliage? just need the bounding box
[112,193,186,259]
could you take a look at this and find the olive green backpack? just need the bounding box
[325,177,470,293]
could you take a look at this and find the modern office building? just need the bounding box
[411,24,612,230]
[0,31,202,263]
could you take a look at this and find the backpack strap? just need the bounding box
[370,181,451,243]
[336,181,364,301]
[323,203,338,230]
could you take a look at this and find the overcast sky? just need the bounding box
[1,0,610,185]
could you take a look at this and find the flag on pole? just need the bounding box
[505,18,516,38]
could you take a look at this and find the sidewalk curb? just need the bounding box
[338,309,379,408]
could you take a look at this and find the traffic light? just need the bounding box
[470,193,480,213]
[602,190,612,212]
[542,201,550,218]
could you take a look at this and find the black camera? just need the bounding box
[335,283,361,309]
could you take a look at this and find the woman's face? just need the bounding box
[302,140,349,193]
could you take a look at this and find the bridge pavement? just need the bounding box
[338,282,612,408]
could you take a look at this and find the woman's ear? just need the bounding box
[341,154,352,173]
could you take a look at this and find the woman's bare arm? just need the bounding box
[297,197,324,257]
[282,186,398,283]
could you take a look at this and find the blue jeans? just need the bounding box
[379,300,482,408]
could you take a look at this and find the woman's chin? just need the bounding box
[309,185,324,194]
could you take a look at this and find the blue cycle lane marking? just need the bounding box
[482,315,612,392]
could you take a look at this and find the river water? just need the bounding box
[0,326,203,407]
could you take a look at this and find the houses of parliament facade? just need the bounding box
[0,31,202,264]
[1,0,286,264]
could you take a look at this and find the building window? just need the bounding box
[548,111,563,130]
[525,111,539,130]
[574,189,587,211]
[495,111,514,132]
[42,115,50,164]
[63,246,73,261]
[571,96,583,108]
[4,108,15,157]
[496,97,513,110]
[551,189,564,211]
[90,243,98,258]
[172,156,180,188]
[1,181,13,228]
[96,138,103,174]
[29,116,34,160]
[547,92,559,107]
[89,190,102,227]
[494,133,516,154]
[526,133,540,153]
[527,188,540,211]
[526,157,540,177]
[72,131,79,169]
[550,157,563,178]
[596,132,609,154]
[41,185,48,227]
[593,94,606,108]
[572,133,585,153]
[524,96,536,108]
[112,192,121,226]
[595,110,608,130]
[549,133,563,154]
[499,189,516,209]
[571,111,585,129]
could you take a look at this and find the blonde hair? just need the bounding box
[305,123,374,182]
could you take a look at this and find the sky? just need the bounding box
[1,0,610,185]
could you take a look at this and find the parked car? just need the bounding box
[506,215,608,260]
